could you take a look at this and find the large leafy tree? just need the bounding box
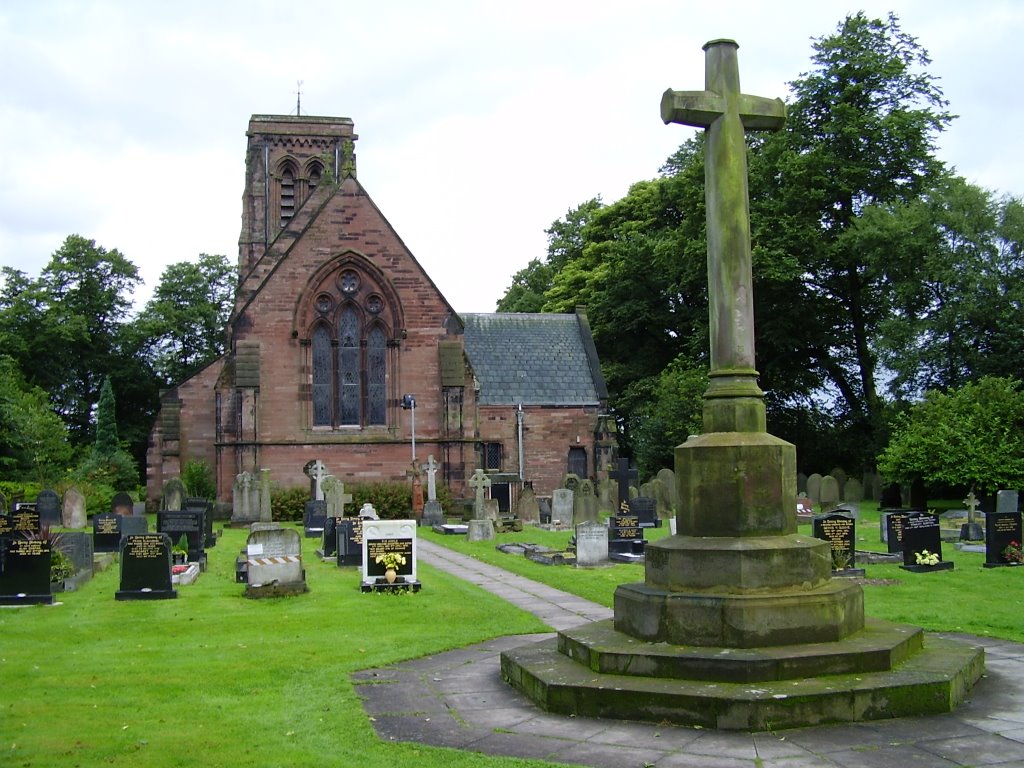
[131,254,236,386]
[0,355,73,482]
[755,11,954,462]
[878,376,1024,494]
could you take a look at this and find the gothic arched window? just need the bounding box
[309,279,391,429]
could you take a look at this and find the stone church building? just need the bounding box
[146,114,613,512]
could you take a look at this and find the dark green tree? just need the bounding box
[0,355,73,482]
[878,376,1024,494]
[755,11,954,463]
[94,376,119,457]
[131,254,236,385]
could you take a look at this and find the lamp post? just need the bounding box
[401,394,416,461]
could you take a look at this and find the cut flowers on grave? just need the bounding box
[914,549,940,566]
[1003,540,1023,564]
[375,552,406,571]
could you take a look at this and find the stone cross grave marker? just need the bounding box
[609,458,638,509]
[304,459,329,501]
[115,533,177,601]
[322,476,353,519]
[468,469,491,519]
[424,455,439,502]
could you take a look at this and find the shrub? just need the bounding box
[351,481,411,519]
[181,460,216,500]
[271,486,307,522]
[73,447,139,492]
[0,480,42,507]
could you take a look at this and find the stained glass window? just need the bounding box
[312,324,332,426]
[367,325,387,424]
[338,307,361,425]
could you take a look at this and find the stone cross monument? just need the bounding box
[424,455,439,502]
[501,39,983,730]
[468,469,492,520]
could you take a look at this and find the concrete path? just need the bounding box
[352,539,1024,767]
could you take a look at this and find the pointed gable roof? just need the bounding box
[461,311,607,406]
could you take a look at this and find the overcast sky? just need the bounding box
[1,1,1021,313]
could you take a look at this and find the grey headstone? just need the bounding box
[62,487,87,529]
[422,500,444,527]
[482,498,499,522]
[829,467,848,499]
[797,473,808,494]
[515,485,541,525]
[358,503,379,520]
[820,475,840,510]
[466,518,495,542]
[807,473,823,505]
[656,468,677,510]
[232,471,258,524]
[572,480,599,527]
[162,478,187,511]
[574,521,609,567]
[552,488,573,525]
[245,528,305,590]
[844,478,864,503]
[996,490,1019,514]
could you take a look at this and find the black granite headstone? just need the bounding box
[35,489,61,527]
[336,518,364,567]
[184,498,216,548]
[812,512,857,572]
[985,510,1023,568]
[883,510,913,554]
[11,504,40,536]
[629,497,661,528]
[901,511,953,571]
[321,516,340,558]
[0,537,53,605]
[608,512,645,559]
[156,511,205,562]
[93,512,122,553]
[115,533,177,600]
[304,500,327,538]
[110,491,134,516]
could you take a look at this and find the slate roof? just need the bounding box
[460,313,607,406]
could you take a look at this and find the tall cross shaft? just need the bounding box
[662,39,785,433]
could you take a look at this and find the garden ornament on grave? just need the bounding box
[502,38,982,730]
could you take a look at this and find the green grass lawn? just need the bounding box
[2,511,1022,767]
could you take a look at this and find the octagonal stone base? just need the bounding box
[615,577,864,648]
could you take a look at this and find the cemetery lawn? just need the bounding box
[0,524,559,768]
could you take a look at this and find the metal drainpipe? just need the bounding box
[516,403,525,480]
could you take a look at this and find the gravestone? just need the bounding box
[231,471,259,524]
[361,519,420,592]
[11,504,40,536]
[468,469,492,519]
[960,490,984,541]
[609,458,638,508]
[258,468,273,523]
[597,477,617,513]
[320,516,340,559]
[244,527,307,597]
[115,533,177,600]
[880,483,903,509]
[551,488,573,525]
[35,490,61,527]
[575,521,609,567]
[62,486,87,529]
[358,502,379,520]
[111,492,134,517]
[656,468,677,512]
[466,518,495,542]
[630,496,660,528]
[901,511,953,571]
[572,479,599,526]
[422,455,445,526]
[184,497,216,548]
[322,475,352,519]
[562,473,581,492]
[829,468,848,500]
[985,504,1023,568]
[157,510,205,567]
[120,515,149,538]
[303,459,329,501]
[844,478,864,504]
[607,503,645,563]
[812,511,861,575]
[806,473,823,506]
[53,531,93,582]
[882,509,912,552]
[162,478,187,511]
[482,498,500,522]
[796,472,808,494]
[335,517,365,567]
[303,499,327,538]
[515,484,541,525]
[863,471,879,502]
[0,537,53,605]
[93,512,122,553]
[819,475,840,511]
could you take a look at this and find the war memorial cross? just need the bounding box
[661,39,786,432]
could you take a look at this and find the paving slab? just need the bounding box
[349,538,1024,767]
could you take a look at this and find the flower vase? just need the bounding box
[385,568,397,584]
